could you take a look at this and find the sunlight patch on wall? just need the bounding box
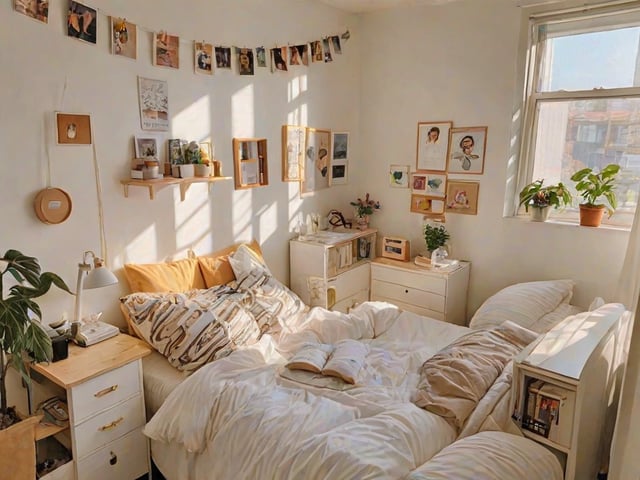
[123,224,160,263]
[172,95,211,142]
[232,190,254,240]
[231,85,255,136]
[174,189,211,255]
[287,75,308,126]
[259,202,278,240]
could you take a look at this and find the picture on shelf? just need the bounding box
[135,136,159,159]
[138,76,169,131]
[67,1,97,44]
[241,160,259,185]
[14,0,48,23]
[167,139,184,164]
[55,112,92,145]
[111,17,137,59]
[195,41,213,75]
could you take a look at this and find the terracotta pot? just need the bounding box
[579,204,605,227]
[530,206,551,222]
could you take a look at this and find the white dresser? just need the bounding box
[289,229,377,313]
[370,257,470,325]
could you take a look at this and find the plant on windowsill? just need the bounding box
[518,179,572,222]
[0,250,71,430]
[570,163,621,227]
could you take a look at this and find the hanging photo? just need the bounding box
[282,125,306,182]
[237,48,254,75]
[111,17,137,59]
[137,77,169,131]
[14,0,48,23]
[215,46,232,69]
[256,47,267,67]
[389,165,410,188]
[445,181,480,215]
[55,112,92,145]
[195,41,213,75]
[67,1,96,44]
[310,41,323,63]
[301,128,331,196]
[154,31,180,69]
[271,47,288,72]
[332,132,349,160]
[331,35,342,54]
[416,121,451,172]
[322,38,333,63]
[447,126,487,174]
[330,162,348,186]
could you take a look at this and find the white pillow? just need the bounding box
[469,280,575,333]
[228,243,271,282]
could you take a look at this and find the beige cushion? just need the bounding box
[123,257,205,293]
[197,240,263,288]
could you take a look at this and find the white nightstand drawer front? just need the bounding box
[329,262,371,302]
[370,294,445,321]
[70,361,141,424]
[76,427,148,480]
[333,289,369,313]
[371,265,446,295]
[74,394,145,459]
[371,280,445,312]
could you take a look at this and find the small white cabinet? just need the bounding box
[370,257,470,325]
[289,229,377,313]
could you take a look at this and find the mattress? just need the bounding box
[141,350,188,418]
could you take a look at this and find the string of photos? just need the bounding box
[14,0,351,75]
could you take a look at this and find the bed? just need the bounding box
[119,243,585,480]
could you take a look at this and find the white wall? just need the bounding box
[0,0,360,327]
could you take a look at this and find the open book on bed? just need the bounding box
[285,339,368,384]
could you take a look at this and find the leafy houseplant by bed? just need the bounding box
[423,223,450,257]
[0,250,71,430]
[570,163,621,227]
[518,179,572,222]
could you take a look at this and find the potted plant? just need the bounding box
[570,163,621,227]
[0,250,71,430]
[350,193,381,230]
[518,179,572,222]
[423,223,450,256]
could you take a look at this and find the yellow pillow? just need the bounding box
[198,241,264,288]
[123,257,206,293]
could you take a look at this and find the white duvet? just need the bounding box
[144,302,561,480]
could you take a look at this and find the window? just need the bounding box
[518,3,640,227]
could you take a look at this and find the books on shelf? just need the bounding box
[522,379,567,441]
[285,339,368,384]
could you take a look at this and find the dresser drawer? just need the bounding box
[329,262,370,302]
[76,427,148,480]
[333,289,369,313]
[371,294,445,321]
[70,361,141,425]
[74,394,145,459]
[371,265,446,295]
[371,279,445,313]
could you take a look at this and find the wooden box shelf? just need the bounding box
[120,175,231,201]
[233,138,268,189]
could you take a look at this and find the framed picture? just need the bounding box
[416,121,452,172]
[237,48,254,75]
[301,128,331,196]
[167,139,184,164]
[332,132,349,161]
[410,195,445,215]
[67,1,96,44]
[389,165,410,188]
[215,47,232,69]
[241,160,259,186]
[330,162,348,185]
[111,17,137,59]
[447,126,487,174]
[138,77,169,131]
[153,31,180,69]
[199,141,213,161]
[14,0,48,23]
[425,172,447,197]
[135,136,159,159]
[195,41,213,75]
[445,180,480,215]
[412,173,427,193]
[282,125,306,182]
[55,113,92,145]
[256,47,267,68]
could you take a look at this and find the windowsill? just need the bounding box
[507,215,631,233]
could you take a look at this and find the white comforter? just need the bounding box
[144,302,556,479]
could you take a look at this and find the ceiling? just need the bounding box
[317,0,461,13]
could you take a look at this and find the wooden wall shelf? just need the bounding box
[120,176,231,201]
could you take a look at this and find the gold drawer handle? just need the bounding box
[99,417,124,431]
[94,385,118,398]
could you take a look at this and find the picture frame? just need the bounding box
[153,31,180,69]
[447,126,487,175]
[111,17,137,59]
[410,195,445,215]
[445,180,480,215]
[416,121,452,172]
[55,112,92,145]
[167,139,184,165]
[138,77,169,131]
[425,172,447,197]
[330,162,348,185]
[14,0,48,23]
[301,128,331,196]
[135,136,159,159]
[215,46,232,69]
[282,125,306,182]
[67,1,96,44]
[199,141,213,161]
[237,48,254,76]
[389,165,410,188]
[194,41,213,75]
[411,173,427,193]
[332,132,349,161]
[241,160,259,186]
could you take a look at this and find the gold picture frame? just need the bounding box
[282,125,306,182]
[445,180,479,215]
[55,112,92,145]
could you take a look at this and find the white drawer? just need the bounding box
[371,279,445,313]
[371,264,446,295]
[70,361,141,425]
[74,394,145,459]
[76,427,148,480]
[333,289,369,313]
[371,294,445,321]
[329,262,370,302]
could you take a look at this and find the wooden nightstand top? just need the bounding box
[31,333,151,389]
[372,256,469,275]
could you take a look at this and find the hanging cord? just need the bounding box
[91,134,108,265]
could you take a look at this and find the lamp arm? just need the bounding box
[73,262,90,323]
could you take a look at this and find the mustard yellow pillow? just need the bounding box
[197,240,264,288]
[123,257,206,293]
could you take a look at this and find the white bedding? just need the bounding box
[144,302,560,479]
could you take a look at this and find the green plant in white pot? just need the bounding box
[518,179,572,222]
[423,223,450,256]
[570,163,621,227]
[0,250,71,429]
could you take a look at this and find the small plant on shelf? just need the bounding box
[423,223,450,253]
[350,193,381,218]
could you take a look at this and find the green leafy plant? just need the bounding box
[570,163,621,216]
[184,141,203,164]
[423,223,450,252]
[350,193,381,218]
[0,250,71,427]
[518,179,572,212]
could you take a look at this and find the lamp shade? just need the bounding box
[84,266,118,290]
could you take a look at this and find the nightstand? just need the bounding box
[370,257,470,325]
[31,334,151,480]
